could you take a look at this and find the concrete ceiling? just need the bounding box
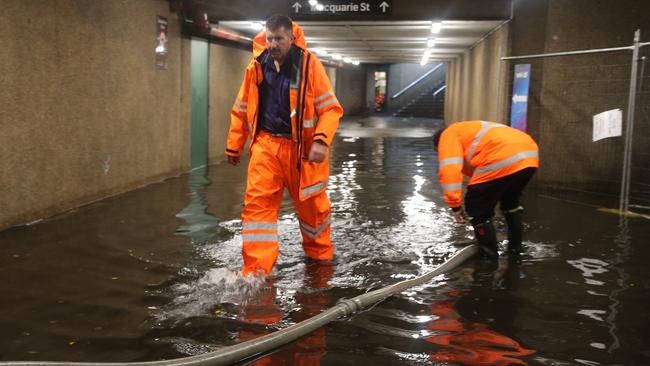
[218,20,505,64]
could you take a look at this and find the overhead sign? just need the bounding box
[510,64,531,132]
[593,108,622,142]
[291,1,391,16]
[198,0,511,21]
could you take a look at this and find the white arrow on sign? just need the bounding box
[380,1,389,13]
[292,2,302,12]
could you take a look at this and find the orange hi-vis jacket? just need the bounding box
[438,121,539,209]
[225,22,344,202]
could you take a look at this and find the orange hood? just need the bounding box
[253,21,307,58]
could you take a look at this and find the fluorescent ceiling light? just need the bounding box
[427,39,436,48]
[332,54,343,60]
[431,22,442,34]
[250,22,263,31]
[352,60,360,65]
[420,51,430,65]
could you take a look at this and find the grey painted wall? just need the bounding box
[444,24,509,124]
[208,44,251,163]
[335,64,367,116]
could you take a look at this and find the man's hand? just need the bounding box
[308,140,328,163]
[451,207,467,224]
[227,155,240,166]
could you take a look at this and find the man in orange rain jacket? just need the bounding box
[432,121,539,257]
[225,15,343,276]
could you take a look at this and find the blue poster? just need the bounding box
[510,64,531,132]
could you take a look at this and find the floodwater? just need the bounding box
[1,117,649,365]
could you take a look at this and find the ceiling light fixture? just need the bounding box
[427,39,436,48]
[421,49,431,65]
[431,21,442,34]
[250,22,263,31]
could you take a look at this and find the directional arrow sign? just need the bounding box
[290,1,391,17]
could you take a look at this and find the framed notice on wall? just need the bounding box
[155,16,168,70]
[510,64,531,132]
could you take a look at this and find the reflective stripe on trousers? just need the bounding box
[242,132,333,276]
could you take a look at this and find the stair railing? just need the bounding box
[391,63,445,99]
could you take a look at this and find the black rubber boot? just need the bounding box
[472,219,499,259]
[504,209,523,253]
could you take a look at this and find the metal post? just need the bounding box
[619,30,641,215]
[495,46,503,122]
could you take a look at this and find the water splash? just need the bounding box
[156,268,266,322]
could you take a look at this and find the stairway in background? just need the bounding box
[393,83,445,119]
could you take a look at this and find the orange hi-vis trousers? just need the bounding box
[242,131,333,276]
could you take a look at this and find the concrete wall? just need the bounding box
[335,64,367,116]
[208,44,250,163]
[0,0,188,231]
[444,23,510,124]
[509,0,650,194]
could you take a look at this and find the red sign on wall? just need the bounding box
[156,16,168,70]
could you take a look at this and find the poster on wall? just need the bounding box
[593,108,622,141]
[510,64,531,132]
[155,16,168,70]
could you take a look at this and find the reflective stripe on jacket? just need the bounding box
[438,120,539,208]
[226,22,344,201]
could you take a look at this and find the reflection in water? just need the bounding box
[175,167,221,243]
[241,261,333,365]
[328,154,360,218]
[606,218,631,353]
[352,259,535,365]
[567,257,609,286]
[565,217,632,353]
[424,290,535,365]
[398,172,456,271]
[328,130,458,278]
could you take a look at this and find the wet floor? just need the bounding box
[1,116,649,365]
